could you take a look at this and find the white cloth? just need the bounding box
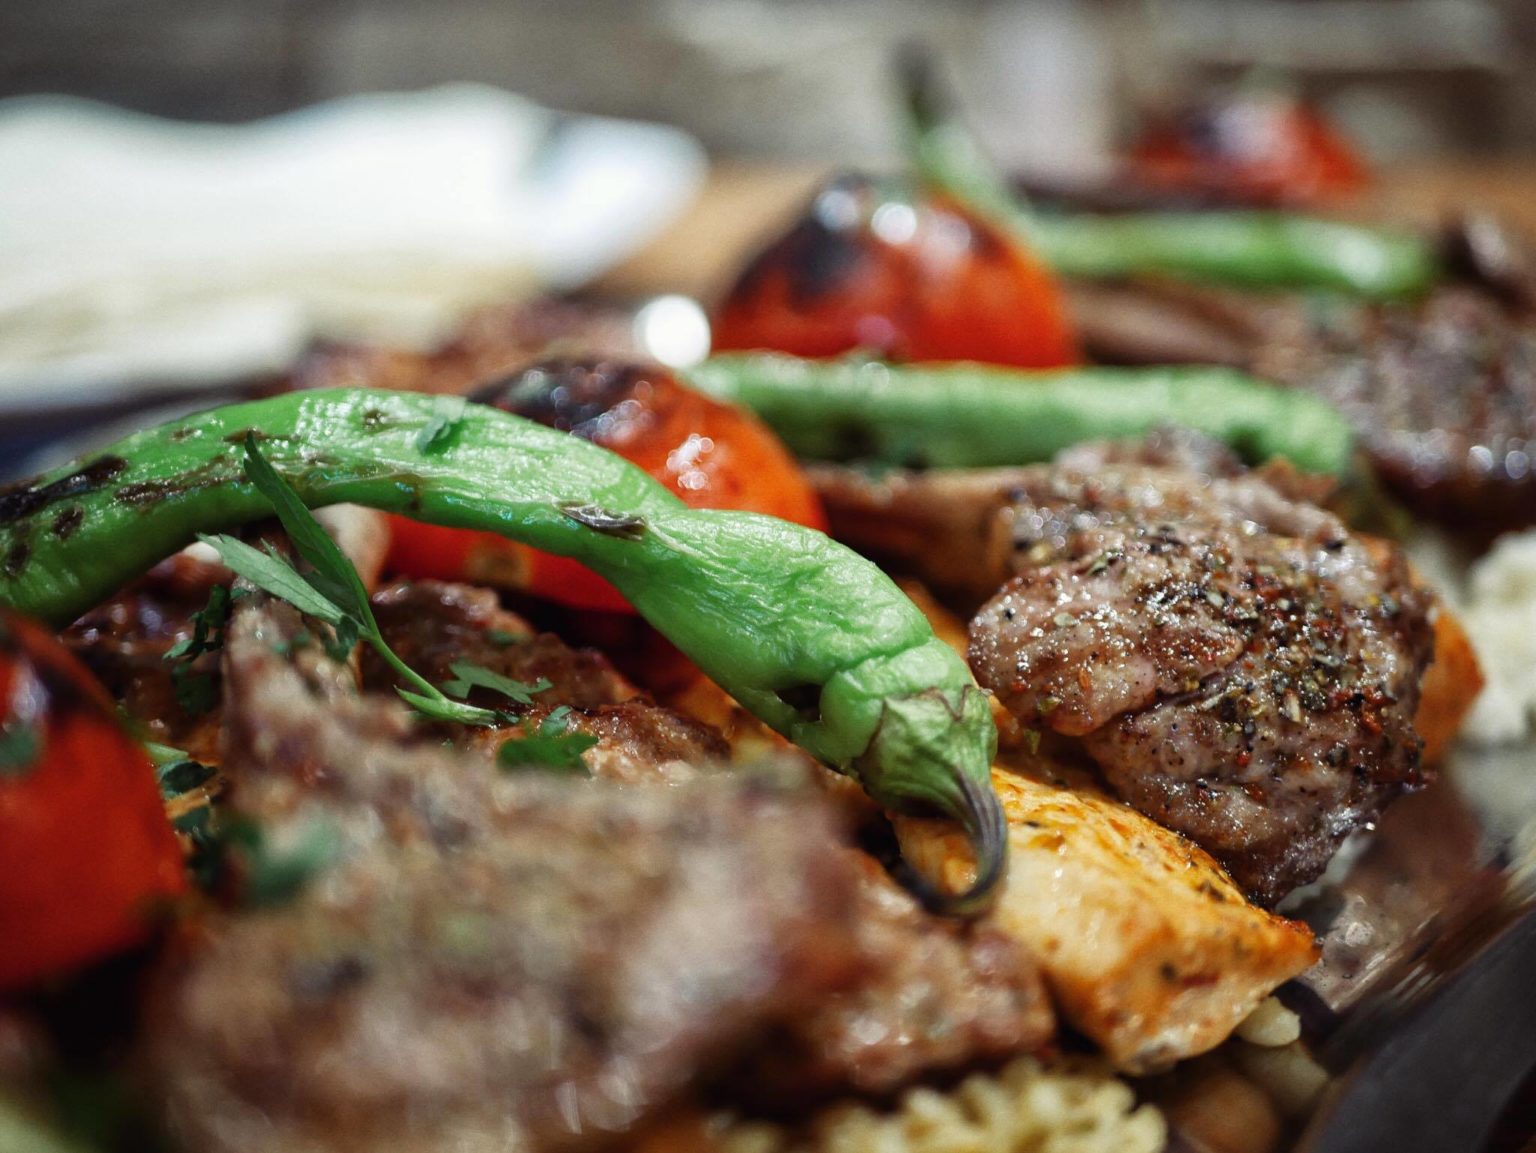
[0,85,705,409]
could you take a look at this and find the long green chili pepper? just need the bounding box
[686,354,1355,476]
[0,388,1004,915]
[898,49,1437,300]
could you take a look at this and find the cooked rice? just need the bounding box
[1233,998,1301,1048]
[717,1057,1166,1153]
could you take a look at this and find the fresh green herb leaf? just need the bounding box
[396,688,503,727]
[241,435,376,623]
[485,628,527,648]
[497,710,597,774]
[415,394,468,454]
[441,662,551,707]
[165,583,235,716]
[0,723,41,776]
[174,673,219,717]
[321,614,363,665]
[222,814,337,909]
[233,437,511,729]
[156,755,217,801]
[196,534,349,626]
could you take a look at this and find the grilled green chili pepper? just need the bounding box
[0,388,1004,915]
[687,354,1355,476]
[899,50,1437,299]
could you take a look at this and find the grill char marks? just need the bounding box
[969,446,1433,905]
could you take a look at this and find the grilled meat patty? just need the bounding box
[1064,219,1536,536]
[966,447,1434,905]
[363,578,1055,1095]
[1250,286,1536,536]
[146,596,865,1153]
[362,579,734,782]
[723,849,1052,1105]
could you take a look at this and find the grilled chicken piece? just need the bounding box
[809,464,1027,609]
[145,596,864,1153]
[896,761,1319,1073]
[1415,606,1484,766]
[967,455,1434,905]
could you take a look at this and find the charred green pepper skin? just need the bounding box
[0,388,1003,914]
[687,355,1355,477]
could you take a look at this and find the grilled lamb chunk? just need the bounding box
[968,453,1434,905]
[63,507,389,762]
[1250,286,1536,537]
[365,580,1055,1089]
[362,579,732,781]
[809,430,1272,613]
[721,850,1052,1105]
[145,597,862,1153]
[1064,261,1536,536]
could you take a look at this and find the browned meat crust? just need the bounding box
[1250,286,1536,537]
[363,579,1055,1089]
[64,551,231,763]
[145,596,865,1153]
[1063,238,1536,536]
[967,453,1434,905]
[364,579,641,709]
[721,850,1053,1105]
[362,579,733,781]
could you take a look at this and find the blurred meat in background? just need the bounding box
[3,0,1536,470]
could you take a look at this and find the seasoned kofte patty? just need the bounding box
[968,449,1434,905]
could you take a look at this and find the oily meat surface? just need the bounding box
[1067,272,1536,536]
[1251,286,1536,535]
[362,580,733,782]
[721,851,1052,1105]
[969,456,1433,905]
[146,592,1053,1149]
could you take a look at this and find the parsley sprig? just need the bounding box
[198,436,513,727]
[498,705,597,774]
[163,584,238,715]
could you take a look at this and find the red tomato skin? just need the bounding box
[711,175,1079,369]
[385,361,826,612]
[0,610,186,989]
[1131,91,1367,206]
